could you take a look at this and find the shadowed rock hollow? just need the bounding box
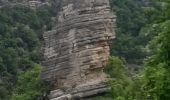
[41,0,116,99]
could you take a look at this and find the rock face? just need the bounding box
[41,0,116,99]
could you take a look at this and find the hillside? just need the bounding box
[0,0,170,100]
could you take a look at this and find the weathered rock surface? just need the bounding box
[41,0,116,99]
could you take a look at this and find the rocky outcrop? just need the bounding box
[41,0,116,99]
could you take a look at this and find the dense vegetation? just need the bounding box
[97,0,170,100]
[0,3,57,100]
[110,0,149,65]
[0,0,170,100]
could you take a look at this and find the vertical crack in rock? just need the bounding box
[41,0,116,99]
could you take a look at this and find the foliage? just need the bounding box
[0,0,170,100]
[141,21,170,100]
[0,4,57,100]
[100,0,170,100]
[110,0,149,64]
[11,64,45,100]
[138,1,170,99]
[95,56,133,100]
[106,57,132,100]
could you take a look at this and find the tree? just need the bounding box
[0,4,49,99]
[97,56,133,100]
[100,0,170,100]
[141,20,170,100]
[11,64,46,100]
[110,0,148,64]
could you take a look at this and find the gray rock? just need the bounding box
[49,89,64,99]
[41,0,116,99]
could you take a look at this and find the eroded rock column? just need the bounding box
[41,0,116,99]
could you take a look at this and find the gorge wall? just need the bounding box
[41,0,116,99]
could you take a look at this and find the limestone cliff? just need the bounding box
[41,0,116,99]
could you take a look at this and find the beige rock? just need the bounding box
[41,0,116,99]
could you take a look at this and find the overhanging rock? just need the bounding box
[41,0,116,99]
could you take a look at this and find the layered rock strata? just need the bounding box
[41,0,116,99]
